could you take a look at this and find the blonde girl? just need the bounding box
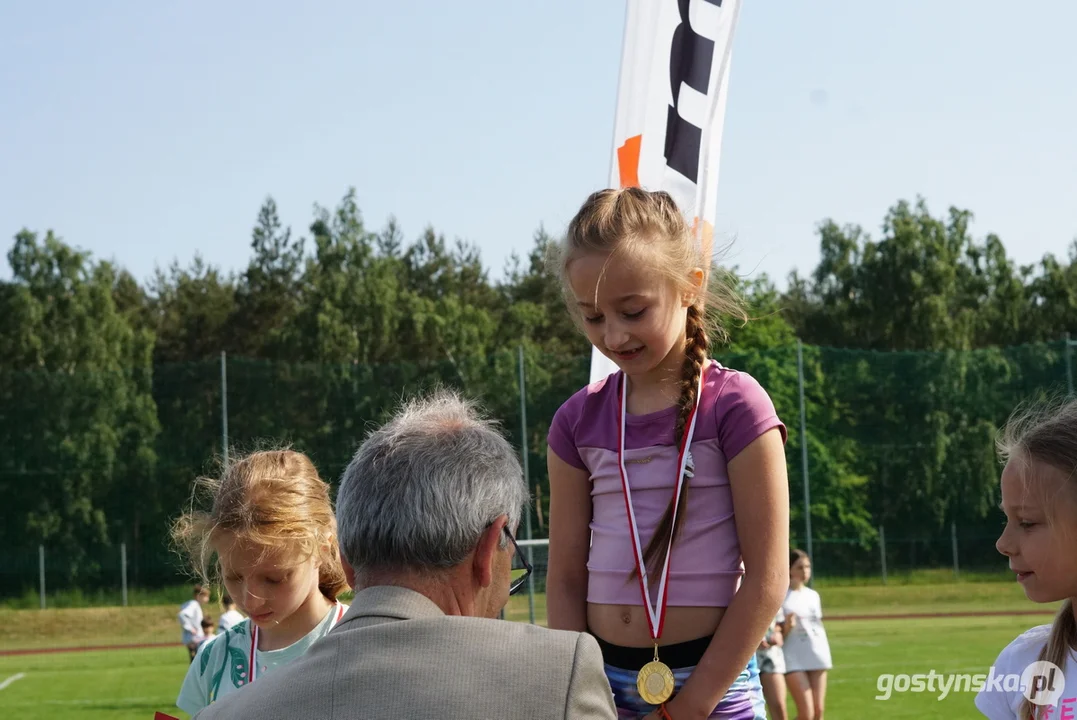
[173,450,349,716]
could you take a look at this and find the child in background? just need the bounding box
[546,187,790,719]
[199,618,217,645]
[976,398,1077,720]
[217,594,244,632]
[756,609,792,720]
[782,549,832,720]
[172,450,350,717]
[178,585,210,662]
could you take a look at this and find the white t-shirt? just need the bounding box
[976,624,1077,719]
[218,609,245,632]
[178,599,203,645]
[782,586,833,672]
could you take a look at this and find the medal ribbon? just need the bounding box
[616,366,706,643]
[249,601,345,683]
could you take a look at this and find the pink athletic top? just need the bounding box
[547,362,787,608]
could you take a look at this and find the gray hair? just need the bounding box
[336,389,529,573]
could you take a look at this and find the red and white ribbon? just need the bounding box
[616,367,706,641]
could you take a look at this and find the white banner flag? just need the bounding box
[590,0,741,384]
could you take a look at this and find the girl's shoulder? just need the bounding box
[702,362,788,457]
[975,625,1055,719]
[993,624,1052,671]
[703,360,762,389]
[197,619,250,656]
[702,362,774,418]
[554,371,619,420]
[185,629,229,685]
[178,619,253,714]
[223,618,253,638]
[204,619,250,649]
[548,372,620,469]
[194,620,251,677]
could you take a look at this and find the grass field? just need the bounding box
[0,648,191,719]
[0,581,1060,719]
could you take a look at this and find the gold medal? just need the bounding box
[637,659,675,704]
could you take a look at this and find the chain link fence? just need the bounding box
[3,340,1072,621]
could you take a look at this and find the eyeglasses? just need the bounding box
[504,526,533,596]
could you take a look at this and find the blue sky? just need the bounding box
[2,1,1075,288]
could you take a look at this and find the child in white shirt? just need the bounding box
[178,585,210,662]
[976,398,1077,720]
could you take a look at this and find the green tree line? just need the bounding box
[2,190,1074,592]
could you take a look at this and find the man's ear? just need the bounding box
[339,551,356,590]
[683,267,705,307]
[473,516,508,589]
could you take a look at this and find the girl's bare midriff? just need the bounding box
[588,603,726,647]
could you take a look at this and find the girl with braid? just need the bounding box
[546,187,790,720]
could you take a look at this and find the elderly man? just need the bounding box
[195,391,616,720]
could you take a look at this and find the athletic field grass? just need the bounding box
[0,581,1060,719]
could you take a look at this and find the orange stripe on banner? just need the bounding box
[617,135,642,188]
[692,217,715,261]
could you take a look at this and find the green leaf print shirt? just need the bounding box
[176,602,347,716]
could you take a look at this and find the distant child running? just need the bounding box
[976,398,1077,720]
[782,549,832,720]
[546,187,790,720]
[178,585,210,662]
[172,450,350,717]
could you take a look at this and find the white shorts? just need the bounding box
[756,645,786,675]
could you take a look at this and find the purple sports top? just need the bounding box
[547,361,787,608]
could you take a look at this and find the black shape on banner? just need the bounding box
[665,0,722,183]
